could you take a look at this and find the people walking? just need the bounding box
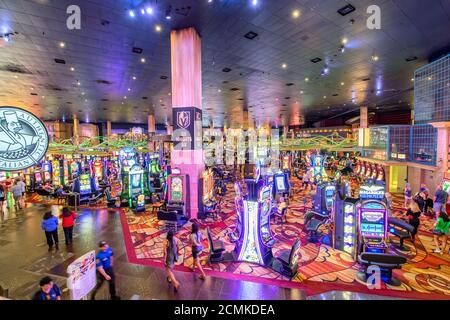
[189,223,206,280]
[59,207,76,245]
[433,184,448,216]
[91,241,120,300]
[404,183,412,209]
[11,180,23,211]
[163,229,180,292]
[32,276,62,300]
[41,211,59,251]
[407,201,421,242]
[432,211,450,254]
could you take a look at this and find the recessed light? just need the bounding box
[222,67,232,73]
[59,42,66,48]
[132,76,137,80]
[341,82,345,86]
[81,92,85,95]
[141,58,146,63]
[292,10,300,19]
[371,55,379,62]
[155,25,162,32]
[77,81,81,86]
[300,91,304,94]
[124,96,127,99]
[70,67,75,71]
[128,88,131,91]
[281,63,287,69]
[341,38,348,45]
[305,77,309,82]
[411,78,414,82]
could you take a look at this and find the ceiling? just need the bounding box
[0,0,449,128]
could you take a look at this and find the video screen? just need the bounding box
[276,176,285,191]
[360,209,385,237]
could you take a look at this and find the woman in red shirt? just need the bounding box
[59,207,76,245]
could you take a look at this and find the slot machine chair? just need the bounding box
[388,218,415,251]
[272,238,301,279]
[304,210,330,243]
[206,227,225,263]
[157,209,187,232]
[105,189,119,208]
[88,190,104,206]
[273,206,288,224]
[357,253,407,286]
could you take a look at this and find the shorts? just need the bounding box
[433,202,444,213]
[192,246,202,259]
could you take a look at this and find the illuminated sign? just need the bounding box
[359,184,385,200]
[238,201,263,265]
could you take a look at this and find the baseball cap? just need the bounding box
[98,241,107,248]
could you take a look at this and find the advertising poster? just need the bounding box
[67,250,97,300]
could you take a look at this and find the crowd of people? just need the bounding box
[0,176,26,224]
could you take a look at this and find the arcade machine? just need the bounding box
[273,170,290,199]
[357,184,388,255]
[332,182,359,257]
[233,167,275,266]
[42,160,52,183]
[52,160,62,187]
[166,168,190,217]
[24,168,35,192]
[198,169,216,219]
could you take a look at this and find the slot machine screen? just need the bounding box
[261,188,271,201]
[35,172,42,183]
[360,209,385,238]
[275,176,286,192]
[325,186,335,208]
[25,175,31,186]
[171,177,183,202]
[79,174,91,194]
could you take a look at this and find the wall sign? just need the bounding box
[0,107,48,171]
[359,184,385,200]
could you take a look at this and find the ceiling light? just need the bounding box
[77,81,81,86]
[292,10,300,18]
[3,34,10,42]
[372,55,379,62]
[281,63,287,69]
[146,7,153,15]
[251,0,258,6]
[141,8,145,15]
[305,77,309,82]
[208,0,213,3]
[341,38,348,45]
[129,10,135,18]
[341,82,345,86]
[155,25,162,32]
[323,96,327,99]
[128,88,131,91]
[165,6,172,20]
[132,76,136,80]
[141,58,146,63]
[411,78,414,82]
[300,91,304,94]
[124,96,127,99]
[70,67,75,71]
[218,89,221,92]
[59,42,66,48]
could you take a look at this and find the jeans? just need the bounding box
[433,202,444,213]
[63,226,73,244]
[45,230,59,248]
[91,268,116,300]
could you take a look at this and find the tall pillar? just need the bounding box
[166,125,173,136]
[73,114,80,146]
[170,27,204,219]
[148,115,156,134]
[106,121,112,137]
[360,106,368,128]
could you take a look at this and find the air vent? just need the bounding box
[244,31,258,40]
[222,68,232,73]
[101,98,109,102]
[362,77,371,82]
[237,98,244,101]
[285,97,291,100]
[222,81,229,84]
[282,104,287,107]
[332,94,339,97]
[54,59,66,64]
[230,88,240,91]
[160,75,168,80]
[95,80,112,85]
[338,4,356,16]
[30,93,38,96]
[142,97,148,100]
[132,47,143,54]
[66,102,72,104]
[405,56,418,62]
[311,58,322,63]
[101,19,110,26]
[286,83,294,86]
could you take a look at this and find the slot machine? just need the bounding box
[360,162,366,176]
[314,182,336,215]
[370,164,377,180]
[376,165,385,184]
[365,162,372,178]
[0,171,6,183]
[127,164,144,208]
[42,160,52,183]
[273,171,290,199]
[166,168,190,218]
[93,160,103,181]
[198,169,216,219]
[70,161,81,179]
[62,159,70,186]
[52,160,62,187]
[34,169,43,187]
[24,168,35,192]
[78,174,92,196]
[357,184,388,256]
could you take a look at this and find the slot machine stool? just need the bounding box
[357,253,407,286]
[271,238,301,279]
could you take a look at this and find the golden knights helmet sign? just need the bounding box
[0,107,49,171]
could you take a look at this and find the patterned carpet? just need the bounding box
[27,182,450,299]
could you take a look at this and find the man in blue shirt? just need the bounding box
[32,277,61,300]
[90,241,120,300]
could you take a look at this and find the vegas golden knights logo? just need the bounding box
[0,107,49,171]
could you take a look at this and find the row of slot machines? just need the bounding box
[355,161,385,183]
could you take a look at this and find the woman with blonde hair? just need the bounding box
[407,200,421,242]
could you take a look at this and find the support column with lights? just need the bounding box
[170,27,204,220]
[147,114,155,152]
[73,114,80,146]
[106,121,112,138]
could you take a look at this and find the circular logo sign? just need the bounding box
[0,107,49,171]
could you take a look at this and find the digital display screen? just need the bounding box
[80,174,91,194]
[35,172,42,183]
[261,188,271,201]
[443,181,450,194]
[360,209,385,238]
[276,176,286,191]
[170,177,183,202]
